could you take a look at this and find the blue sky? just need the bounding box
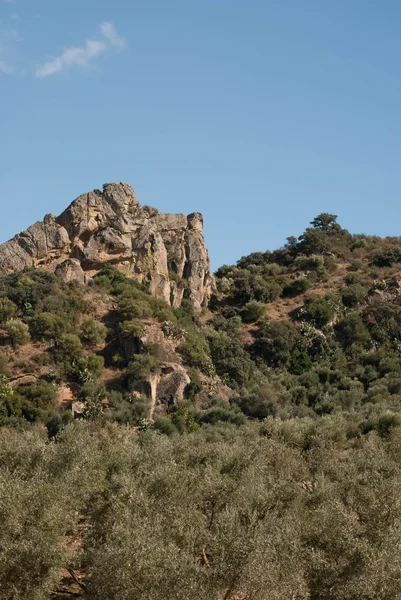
[1,0,401,269]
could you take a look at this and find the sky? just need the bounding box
[1,0,401,269]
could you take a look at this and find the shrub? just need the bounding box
[81,317,108,347]
[208,331,254,387]
[341,283,368,307]
[5,320,31,347]
[372,247,401,267]
[178,333,215,377]
[0,298,18,323]
[120,320,146,338]
[253,321,302,367]
[127,355,162,381]
[299,296,334,328]
[119,297,153,320]
[335,313,371,348]
[282,278,311,298]
[54,334,83,364]
[242,300,266,323]
[29,312,69,341]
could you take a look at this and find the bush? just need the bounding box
[373,247,401,267]
[282,278,311,298]
[54,334,83,365]
[0,297,18,323]
[81,317,108,346]
[119,297,153,319]
[5,320,31,347]
[242,300,266,323]
[299,296,334,328]
[335,313,371,348]
[127,355,162,381]
[29,311,69,341]
[254,321,302,367]
[120,319,146,338]
[178,333,215,376]
[341,283,368,307]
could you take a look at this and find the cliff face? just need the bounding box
[0,182,214,311]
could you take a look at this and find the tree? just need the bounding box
[310,213,341,233]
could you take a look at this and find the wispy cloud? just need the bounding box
[36,22,126,78]
[36,39,106,78]
[100,22,126,48]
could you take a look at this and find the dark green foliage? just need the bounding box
[0,297,17,323]
[178,332,215,376]
[341,283,368,307]
[363,300,401,343]
[335,312,371,348]
[233,385,278,419]
[282,278,311,297]
[8,381,59,423]
[29,311,69,341]
[127,354,162,381]
[299,295,335,328]
[242,300,266,322]
[373,246,401,267]
[310,213,341,232]
[106,391,148,425]
[208,330,254,387]
[254,320,302,368]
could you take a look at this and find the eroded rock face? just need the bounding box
[0,182,215,311]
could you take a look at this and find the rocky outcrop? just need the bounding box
[0,182,214,311]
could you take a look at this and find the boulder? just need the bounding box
[156,363,190,408]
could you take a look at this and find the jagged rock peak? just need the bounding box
[0,182,215,311]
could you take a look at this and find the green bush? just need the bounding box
[80,317,108,346]
[341,283,368,307]
[127,354,162,381]
[0,297,18,323]
[5,320,31,347]
[373,246,401,267]
[29,311,69,341]
[299,296,334,328]
[335,313,371,348]
[282,278,311,297]
[178,332,215,376]
[242,300,266,323]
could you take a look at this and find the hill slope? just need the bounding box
[1,205,401,437]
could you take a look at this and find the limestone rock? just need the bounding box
[0,182,215,311]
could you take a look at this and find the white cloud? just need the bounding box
[36,39,106,78]
[0,59,13,73]
[100,21,126,48]
[36,22,125,78]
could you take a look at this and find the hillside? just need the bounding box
[1,201,401,435]
[2,194,401,599]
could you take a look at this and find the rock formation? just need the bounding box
[0,182,214,311]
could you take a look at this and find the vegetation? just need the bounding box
[2,213,401,597]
